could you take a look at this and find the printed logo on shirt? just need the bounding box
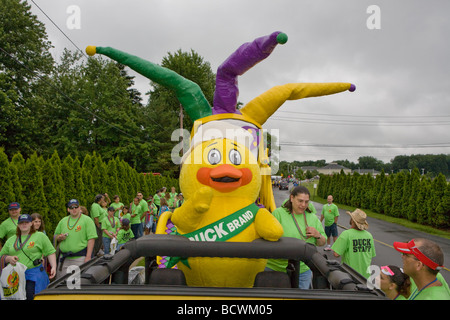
[352,239,372,253]
[27,241,35,249]
[75,225,82,232]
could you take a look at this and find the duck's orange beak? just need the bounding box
[197,164,252,193]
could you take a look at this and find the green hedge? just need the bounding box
[317,168,450,229]
[0,148,179,239]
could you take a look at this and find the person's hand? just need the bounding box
[6,256,19,265]
[306,226,320,239]
[58,233,68,242]
[49,266,56,279]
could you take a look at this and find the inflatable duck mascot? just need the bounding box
[86,31,355,287]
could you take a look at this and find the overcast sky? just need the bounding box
[29,0,450,164]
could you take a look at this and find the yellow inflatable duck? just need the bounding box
[86,31,355,287]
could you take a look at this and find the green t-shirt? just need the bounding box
[139,199,149,222]
[321,203,339,226]
[169,192,177,200]
[266,206,327,273]
[54,214,98,255]
[90,202,107,223]
[150,203,158,216]
[331,228,376,279]
[0,217,19,242]
[101,216,120,238]
[110,202,124,219]
[167,197,176,209]
[153,194,161,206]
[409,273,450,300]
[130,203,142,225]
[0,231,56,269]
[117,228,134,244]
[410,285,450,300]
[120,213,131,222]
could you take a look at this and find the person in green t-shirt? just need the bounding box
[90,194,106,256]
[144,195,158,235]
[394,238,450,300]
[153,189,162,213]
[169,186,177,201]
[101,207,120,254]
[54,199,98,278]
[0,202,22,249]
[266,186,327,289]
[110,195,124,219]
[379,265,411,300]
[320,195,339,251]
[130,197,143,239]
[119,205,131,222]
[116,218,134,252]
[90,194,107,229]
[0,213,57,299]
[332,209,376,279]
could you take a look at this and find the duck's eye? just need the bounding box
[208,148,221,165]
[229,149,241,165]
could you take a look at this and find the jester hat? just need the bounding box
[86,30,354,126]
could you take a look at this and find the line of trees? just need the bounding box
[317,169,450,229]
[285,154,450,179]
[0,148,179,239]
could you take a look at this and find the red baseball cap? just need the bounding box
[393,239,443,270]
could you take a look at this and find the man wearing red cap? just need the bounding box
[394,238,449,300]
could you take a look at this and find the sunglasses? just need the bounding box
[68,206,79,209]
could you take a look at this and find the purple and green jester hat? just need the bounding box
[86,31,355,211]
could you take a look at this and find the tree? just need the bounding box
[360,173,374,210]
[20,153,48,218]
[146,49,216,176]
[406,168,421,222]
[415,178,429,225]
[391,171,406,218]
[382,175,394,216]
[373,170,386,213]
[0,0,54,157]
[429,174,448,227]
[358,156,384,171]
[61,155,76,200]
[349,173,361,208]
[41,156,66,234]
[0,148,16,219]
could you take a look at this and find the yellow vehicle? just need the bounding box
[36,234,386,300]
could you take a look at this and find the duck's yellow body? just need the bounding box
[158,138,283,287]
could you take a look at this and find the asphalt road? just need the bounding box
[272,185,450,284]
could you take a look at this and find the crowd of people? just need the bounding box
[0,186,183,300]
[0,184,448,300]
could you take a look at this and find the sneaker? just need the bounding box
[323,245,331,251]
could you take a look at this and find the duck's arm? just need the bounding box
[171,186,213,234]
[255,208,284,241]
